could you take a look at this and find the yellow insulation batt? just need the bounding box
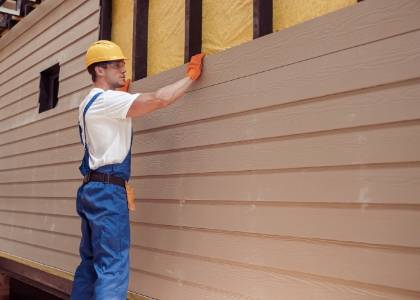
[273,0,357,31]
[148,0,185,76]
[111,0,134,80]
[202,0,253,55]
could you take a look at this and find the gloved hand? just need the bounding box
[118,78,131,92]
[186,53,205,80]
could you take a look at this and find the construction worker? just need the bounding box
[70,40,204,300]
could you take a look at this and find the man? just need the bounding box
[71,40,204,300]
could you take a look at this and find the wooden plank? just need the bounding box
[0,180,81,198]
[132,80,420,154]
[134,201,420,247]
[98,0,112,40]
[0,9,99,96]
[0,238,78,274]
[0,109,78,147]
[0,0,96,76]
[131,248,420,300]
[0,88,89,146]
[0,29,98,110]
[3,24,420,144]
[0,0,66,54]
[0,224,78,259]
[0,211,79,237]
[1,164,420,206]
[184,0,202,62]
[0,127,79,159]
[2,120,420,172]
[3,78,420,159]
[0,79,38,112]
[134,224,420,291]
[253,0,273,39]
[130,269,241,300]
[0,197,76,217]
[132,0,149,80]
[0,163,80,186]
[1,121,419,176]
[133,28,420,132]
[132,123,420,176]
[1,210,419,292]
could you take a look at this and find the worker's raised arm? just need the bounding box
[126,53,205,118]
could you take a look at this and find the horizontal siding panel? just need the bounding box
[0,0,95,78]
[0,165,419,205]
[133,28,420,132]
[0,29,98,113]
[132,248,419,300]
[0,127,80,160]
[0,0,82,58]
[0,11,99,101]
[134,201,420,247]
[0,223,78,255]
[0,211,79,236]
[134,224,420,291]
[3,26,420,144]
[133,80,420,154]
[0,96,37,123]
[1,122,419,173]
[0,197,76,216]
[0,237,78,273]
[0,79,38,111]
[0,180,80,198]
[0,163,80,184]
[1,209,418,291]
[0,89,88,145]
[1,165,420,206]
[1,79,419,159]
[129,270,243,300]
[133,123,420,176]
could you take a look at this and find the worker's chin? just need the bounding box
[114,82,125,89]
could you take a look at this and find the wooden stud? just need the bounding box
[133,0,149,80]
[184,0,202,63]
[253,0,273,39]
[99,0,112,40]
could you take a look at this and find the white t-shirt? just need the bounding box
[78,88,140,170]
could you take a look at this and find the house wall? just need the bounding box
[0,0,419,299]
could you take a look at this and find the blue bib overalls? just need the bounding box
[71,92,131,300]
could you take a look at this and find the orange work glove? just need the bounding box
[118,78,131,92]
[186,53,205,80]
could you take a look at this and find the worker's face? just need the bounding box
[97,60,126,89]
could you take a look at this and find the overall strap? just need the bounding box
[82,92,103,149]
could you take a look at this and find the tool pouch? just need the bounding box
[125,181,136,211]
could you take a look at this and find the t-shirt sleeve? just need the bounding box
[96,90,140,119]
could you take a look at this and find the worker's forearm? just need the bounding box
[126,76,194,118]
[155,76,193,106]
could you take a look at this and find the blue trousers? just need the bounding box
[71,181,130,300]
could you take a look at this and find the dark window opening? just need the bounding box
[38,63,60,113]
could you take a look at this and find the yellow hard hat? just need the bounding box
[85,40,127,68]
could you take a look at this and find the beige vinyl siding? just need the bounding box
[0,0,420,299]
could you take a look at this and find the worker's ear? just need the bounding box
[94,65,107,78]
